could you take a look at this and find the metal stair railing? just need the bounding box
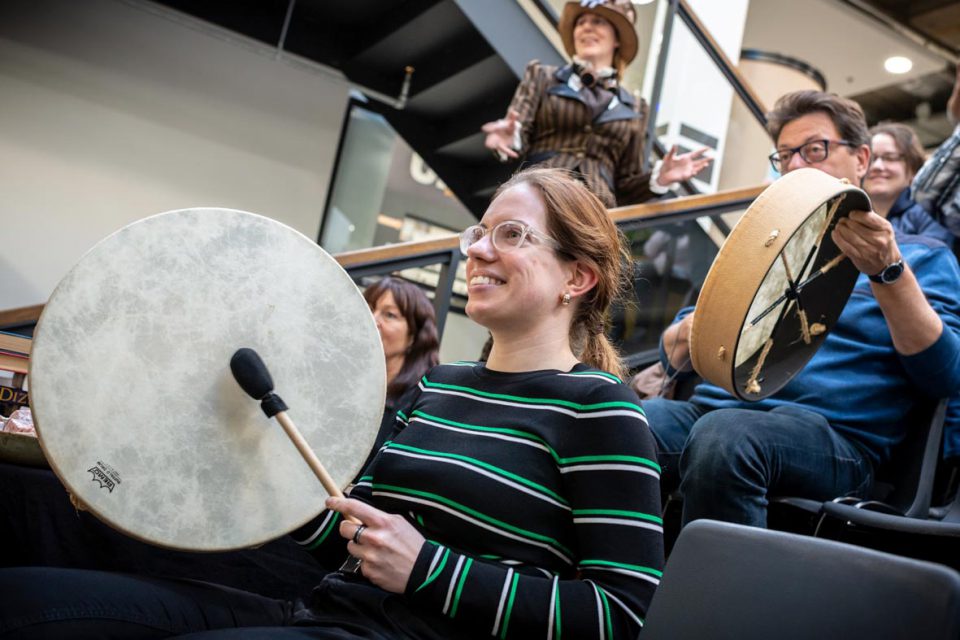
[1,184,764,354]
[338,183,764,342]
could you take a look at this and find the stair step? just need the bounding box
[435,131,487,163]
[404,55,513,117]
[345,2,473,73]
[286,0,442,68]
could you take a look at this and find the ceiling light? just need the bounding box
[884,56,913,74]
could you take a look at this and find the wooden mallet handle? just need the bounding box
[230,347,361,525]
[274,410,361,524]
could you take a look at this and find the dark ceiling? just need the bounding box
[149,0,958,149]
[147,0,548,215]
[844,0,958,147]
[859,0,960,55]
[851,68,956,144]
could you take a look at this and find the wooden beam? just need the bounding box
[335,235,459,269]
[335,185,764,269]
[609,185,765,223]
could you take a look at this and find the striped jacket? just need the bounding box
[508,61,655,207]
[293,362,664,639]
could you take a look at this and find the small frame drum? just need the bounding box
[29,209,386,551]
[691,168,871,401]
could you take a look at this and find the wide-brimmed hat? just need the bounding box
[558,0,639,65]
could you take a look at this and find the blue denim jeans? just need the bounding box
[644,399,874,528]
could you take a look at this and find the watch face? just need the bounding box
[881,262,904,283]
[733,197,859,398]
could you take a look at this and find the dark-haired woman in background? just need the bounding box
[362,277,440,465]
[363,277,440,405]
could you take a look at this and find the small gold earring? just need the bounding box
[561,293,571,306]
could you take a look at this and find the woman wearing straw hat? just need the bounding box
[482,0,711,208]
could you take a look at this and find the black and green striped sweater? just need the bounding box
[292,362,664,639]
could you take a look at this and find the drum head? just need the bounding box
[691,168,871,401]
[30,209,386,551]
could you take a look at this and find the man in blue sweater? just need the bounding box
[645,90,960,527]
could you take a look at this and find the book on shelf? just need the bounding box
[0,331,30,375]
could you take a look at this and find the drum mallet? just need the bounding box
[230,347,360,524]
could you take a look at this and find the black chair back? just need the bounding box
[771,396,948,527]
[643,519,960,640]
[880,397,948,517]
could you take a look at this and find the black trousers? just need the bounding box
[0,568,473,639]
[0,463,328,600]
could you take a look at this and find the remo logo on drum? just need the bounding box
[87,460,121,493]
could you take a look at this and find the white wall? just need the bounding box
[648,0,751,195]
[0,0,351,309]
[742,0,944,98]
[439,312,490,364]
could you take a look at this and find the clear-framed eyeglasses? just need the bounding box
[870,152,904,165]
[459,220,562,255]
[768,139,854,172]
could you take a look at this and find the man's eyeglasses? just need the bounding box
[769,139,855,172]
[460,220,562,255]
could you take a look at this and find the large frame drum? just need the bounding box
[30,209,386,551]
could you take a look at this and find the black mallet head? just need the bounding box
[230,348,288,418]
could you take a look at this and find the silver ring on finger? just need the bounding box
[352,524,367,545]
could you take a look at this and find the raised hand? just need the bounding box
[831,209,900,277]
[657,145,712,186]
[482,110,521,159]
[328,496,426,594]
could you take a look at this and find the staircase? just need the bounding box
[150,0,565,216]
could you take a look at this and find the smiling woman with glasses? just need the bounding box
[0,167,664,640]
[863,122,953,247]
